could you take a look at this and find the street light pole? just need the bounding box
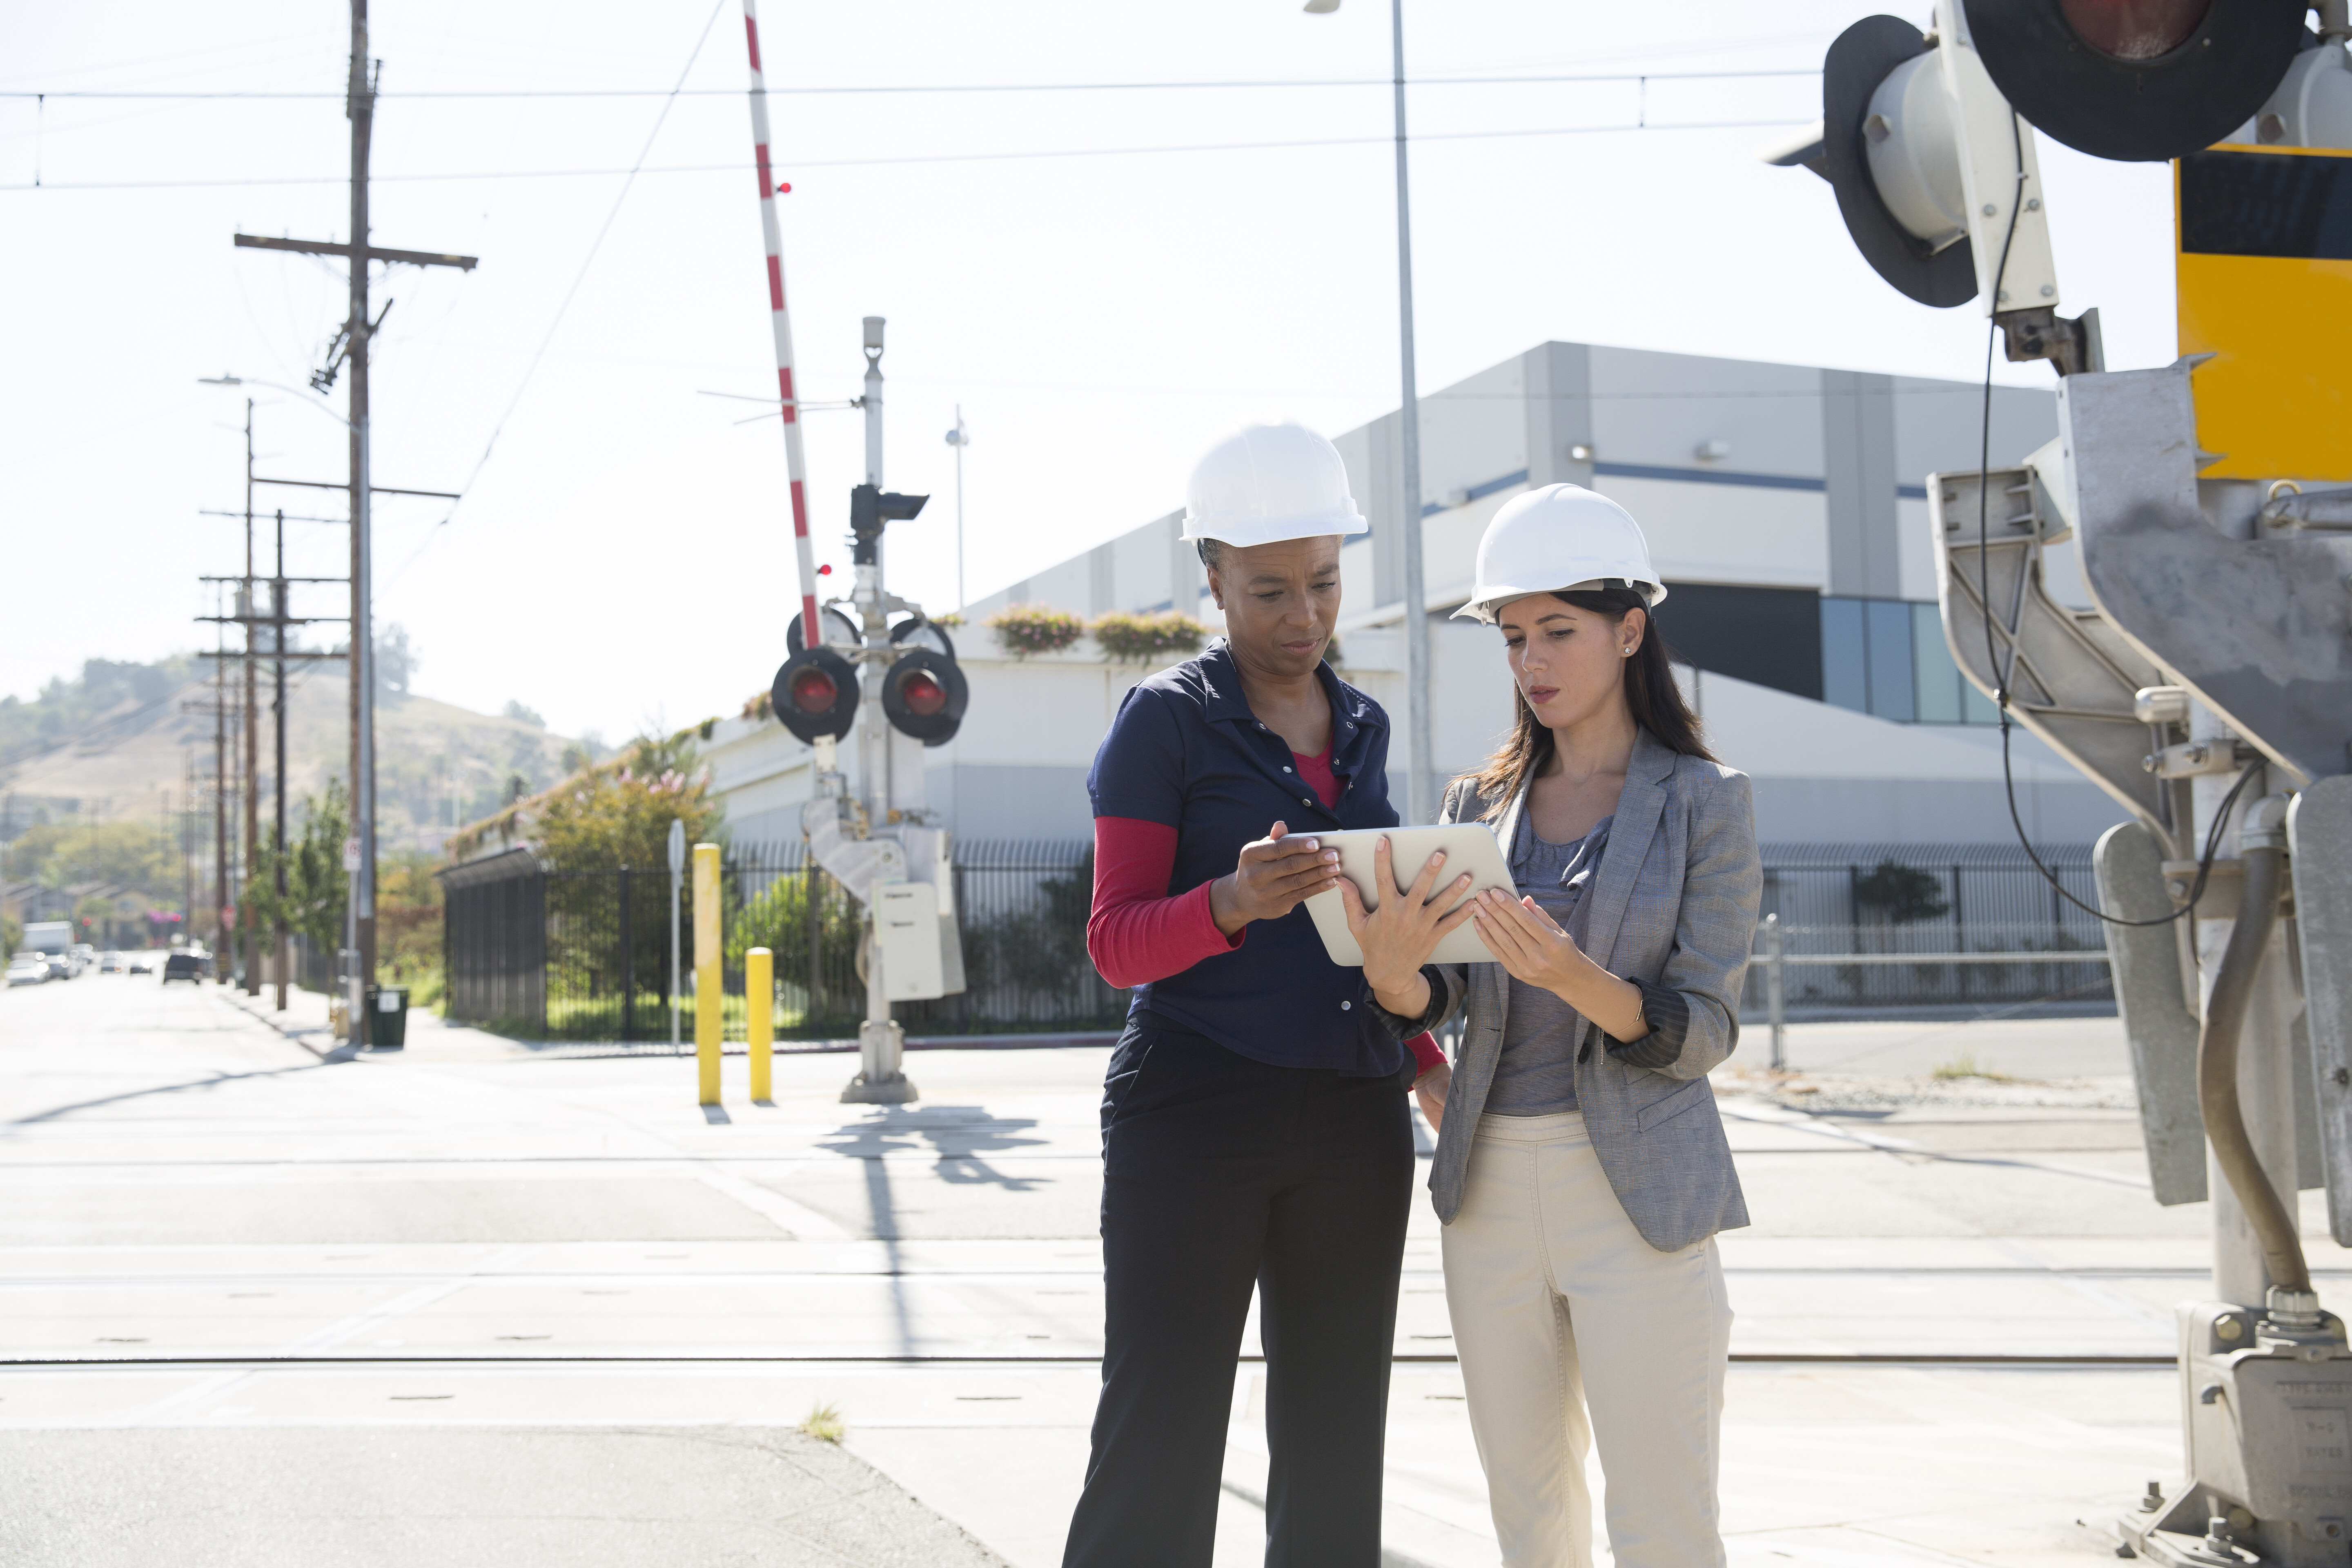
[945,408,969,612]
[1387,0,1433,825]
[1307,0,1432,821]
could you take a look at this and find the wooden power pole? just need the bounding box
[232,0,475,1042]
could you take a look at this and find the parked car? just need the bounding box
[7,952,49,987]
[161,951,208,984]
[126,953,154,975]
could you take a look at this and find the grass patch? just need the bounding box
[1931,1051,2013,1082]
[800,1401,846,1444]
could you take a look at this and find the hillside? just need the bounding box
[0,657,581,853]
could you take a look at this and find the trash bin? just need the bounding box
[367,985,410,1049]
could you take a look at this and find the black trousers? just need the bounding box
[1062,1012,1414,1568]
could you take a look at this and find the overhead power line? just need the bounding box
[1,116,1813,193]
[0,67,1820,101]
[382,0,730,589]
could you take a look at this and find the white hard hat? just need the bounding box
[1181,420,1369,550]
[1452,483,1668,625]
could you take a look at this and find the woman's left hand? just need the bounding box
[1470,888,1589,997]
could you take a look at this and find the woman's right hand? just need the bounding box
[1208,821,1343,937]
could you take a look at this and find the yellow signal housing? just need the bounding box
[2176,143,2352,482]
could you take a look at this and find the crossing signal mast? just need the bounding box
[740,6,967,1107]
[1769,4,2352,1561]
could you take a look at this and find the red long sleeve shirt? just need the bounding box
[1089,745,1446,1077]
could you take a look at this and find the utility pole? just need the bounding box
[213,608,229,970]
[180,754,196,943]
[242,401,261,994]
[230,0,475,1044]
[196,561,349,1001]
[273,512,293,1011]
[345,0,374,1041]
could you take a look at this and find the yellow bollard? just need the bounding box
[746,947,773,1102]
[695,842,722,1107]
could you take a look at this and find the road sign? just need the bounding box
[2178,143,2352,481]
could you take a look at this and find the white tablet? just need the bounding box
[1301,822,1517,968]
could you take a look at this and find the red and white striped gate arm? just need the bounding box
[741,0,820,644]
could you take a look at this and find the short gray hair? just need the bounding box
[1196,537,1227,572]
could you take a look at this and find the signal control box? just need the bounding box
[2123,1302,2352,1566]
[873,881,945,1002]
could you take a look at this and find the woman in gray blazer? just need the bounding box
[1340,483,1762,1568]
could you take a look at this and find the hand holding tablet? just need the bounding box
[1303,823,1518,968]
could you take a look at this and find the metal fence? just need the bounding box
[439,839,1126,1041]
[438,837,2111,1040]
[1739,842,2110,1014]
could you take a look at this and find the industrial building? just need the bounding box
[708,338,2118,853]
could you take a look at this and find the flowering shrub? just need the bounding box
[987,604,1086,658]
[442,732,719,868]
[1090,610,1209,664]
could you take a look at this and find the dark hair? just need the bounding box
[1466,586,1714,818]
[1196,538,1227,572]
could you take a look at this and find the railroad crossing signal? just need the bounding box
[771,646,858,744]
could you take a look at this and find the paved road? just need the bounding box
[2,974,2341,1566]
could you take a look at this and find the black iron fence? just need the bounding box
[437,837,2110,1040]
[439,840,1125,1041]
[1739,842,2109,1013]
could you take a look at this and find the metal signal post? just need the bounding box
[1770,6,2352,1559]
[739,3,969,1107]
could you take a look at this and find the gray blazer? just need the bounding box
[1416,729,1762,1251]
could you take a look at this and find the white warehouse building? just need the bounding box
[706,339,2118,852]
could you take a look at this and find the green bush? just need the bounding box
[1090,610,1209,665]
[987,604,1085,659]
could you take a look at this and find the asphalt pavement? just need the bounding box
[1,972,2342,1566]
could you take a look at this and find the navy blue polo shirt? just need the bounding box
[1087,639,1405,1077]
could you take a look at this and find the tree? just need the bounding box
[502,699,545,727]
[1855,860,1950,926]
[246,779,351,956]
[2,819,176,897]
[530,734,722,871]
[376,625,417,703]
[376,848,445,997]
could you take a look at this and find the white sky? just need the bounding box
[0,0,2181,744]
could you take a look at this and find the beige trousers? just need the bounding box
[1441,1111,1732,1568]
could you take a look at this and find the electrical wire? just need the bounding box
[0,67,1822,100]
[386,0,728,590]
[1972,110,2244,929]
[0,115,1810,192]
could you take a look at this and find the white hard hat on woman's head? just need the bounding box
[1453,483,1668,625]
[1180,420,1370,550]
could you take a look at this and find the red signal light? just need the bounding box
[2058,0,2210,60]
[899,670,947,718]
[791,669,839,714]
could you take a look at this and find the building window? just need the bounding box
[1654,582,1825,702]
[1820,596,1998,725]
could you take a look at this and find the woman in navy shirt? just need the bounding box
[1063,422,1455,1568]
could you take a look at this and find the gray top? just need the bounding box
[1485,811,1615,1116]
[1397,733,1764,1248]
